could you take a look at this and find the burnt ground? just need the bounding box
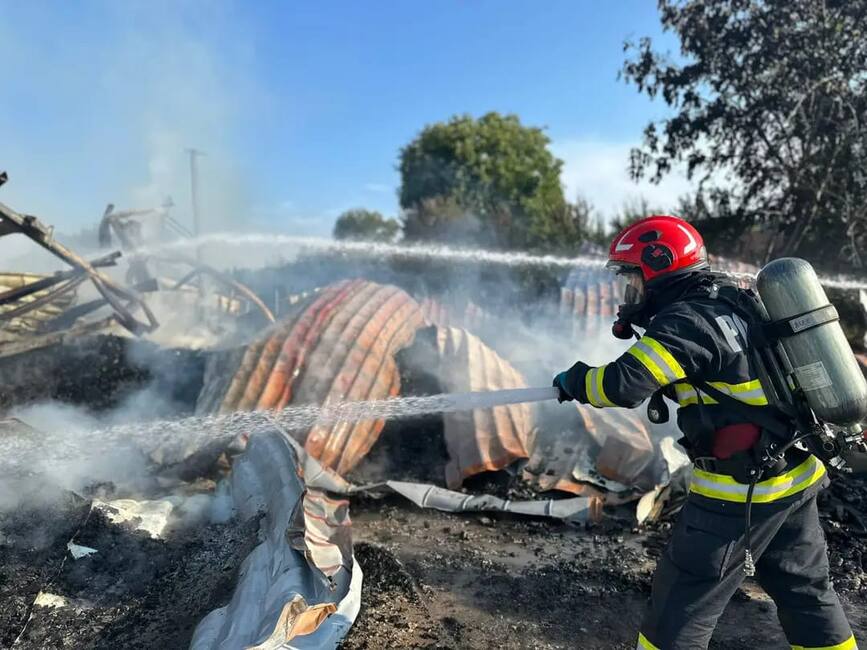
[0,489,258,650]
[3,476,867,650]
[341,478,867,650]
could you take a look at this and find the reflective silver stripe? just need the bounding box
[675,382,700,406]
[708,380,767,404]
[690,455,826,503]
[630,340,682,384]
[675,380,768,406]
[584,366,615,407]
[585,367,602,407]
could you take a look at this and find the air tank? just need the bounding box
[757,258,867,426]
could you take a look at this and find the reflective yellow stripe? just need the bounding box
[642,337,686,380]
[717,378,763,393]
[675,380,768,407]
[627,337,686,386]
[690,455,826,503]
[792,634,858,650]
[627,346,668,385]
[584,366,616,408]
[595,366,616,407]
[584,368,595,405]
[708,379,769,405]
[674,382,699,406]
[637,633,661,650]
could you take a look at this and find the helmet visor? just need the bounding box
[614,269,645,306]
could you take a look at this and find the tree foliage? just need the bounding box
[609,196,667,235]
[623,0,867,269]
[333,209,400,242]
[398,112,583,251]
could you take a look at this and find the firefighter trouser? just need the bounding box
[637,487,855,650]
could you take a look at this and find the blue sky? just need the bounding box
[0,1,687,238]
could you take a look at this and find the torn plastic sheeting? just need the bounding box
[569,447,632,493]
[33,592,68,609]
[385,480,603,523]
[522,404,658,497]
[93,498,174,539]
[594,428,655,491]
[190,431,361,650]
[67,541,98,559]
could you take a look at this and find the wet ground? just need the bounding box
[341,486,867,650]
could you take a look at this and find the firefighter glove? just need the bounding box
[553,371,573,402]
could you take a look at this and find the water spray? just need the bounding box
[1,387,560,475]
[138,233,606,270]
[136,232,867,290]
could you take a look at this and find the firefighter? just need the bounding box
[553,215,856,650]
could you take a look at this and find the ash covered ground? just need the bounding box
[340,474,867,650]
[0,487,259,650]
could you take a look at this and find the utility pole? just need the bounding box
[187,148,206,297]
[187,148,205,242]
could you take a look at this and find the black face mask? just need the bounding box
[611,269,717,339]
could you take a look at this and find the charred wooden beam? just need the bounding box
[0,252,121,307]
[0,200,158,335]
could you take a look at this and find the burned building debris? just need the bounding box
[4,200,867,649]
[197,279,427,476]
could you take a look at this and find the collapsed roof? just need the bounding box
[195,278,686,522]
[197,279,427,476]
[0,195,275,358]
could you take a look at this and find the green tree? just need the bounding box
[399,112,582,251]
[608,196,667,234]
[623,0,867,269]
[333,209,400,242]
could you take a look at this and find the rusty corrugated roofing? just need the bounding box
[432,326,536,488]
[200,279,426,475]
[560,268,620,320]
[419,297,489,331]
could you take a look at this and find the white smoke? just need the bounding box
[0,2,262,272]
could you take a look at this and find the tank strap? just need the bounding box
[764,303,839,339]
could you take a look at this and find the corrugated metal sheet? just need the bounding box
[432,326,536,488]
[419,298,489,331]
[560,268,620,320]
[0,272,79,340]
[199,279,426,476]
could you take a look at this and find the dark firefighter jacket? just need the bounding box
[560,281,826,505]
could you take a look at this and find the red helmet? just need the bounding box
[606,215,708,283]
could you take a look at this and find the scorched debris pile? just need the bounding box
[3,204,867,647]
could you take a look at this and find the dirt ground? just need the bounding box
[340,485,867,650]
